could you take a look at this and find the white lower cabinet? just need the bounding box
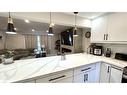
[21,80,36,83]
[99,62,111,83]
[36,69,73,83]
[100,62,123,83]
[110,66,123,83]
[21,62,123,83]
[73,64,96,83]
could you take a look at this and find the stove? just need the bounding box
[115,53,127,83]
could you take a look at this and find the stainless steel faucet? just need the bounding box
[61,51,66,60]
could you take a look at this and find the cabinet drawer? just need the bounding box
[36,69,73,83]
[74,64,96,75]
[18,80,36,83]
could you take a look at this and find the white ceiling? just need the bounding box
[64,12,107,19]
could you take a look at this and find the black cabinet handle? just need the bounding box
[49,75,66,82]
[104,34,106,40]
[84,74,88,82]
[107,66,110,73]
[81,67,91,72]
[106,34,108,40]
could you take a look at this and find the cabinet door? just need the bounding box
[100,63,111,83]
[91,15,108,42]
[108,13,127,41]
[73,72,89,83]
[73,70,96,83]
[110,66,123,83]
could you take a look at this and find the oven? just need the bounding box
[115,53,127,83]
[122,67,127,83]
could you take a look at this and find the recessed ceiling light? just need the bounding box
[32,29,35,32]
[25,19,30,23]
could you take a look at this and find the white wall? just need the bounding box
[0,12,91,27]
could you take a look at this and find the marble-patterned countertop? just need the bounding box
[0,53,127,83]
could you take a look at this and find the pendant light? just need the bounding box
[6,12,17,34]
[73,12,78,37]
[48,12,54,36]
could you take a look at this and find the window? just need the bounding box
[37,35,41,51]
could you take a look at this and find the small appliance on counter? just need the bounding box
[93,45,103,56]
[87,44,103,56]
[87,44,96,54]
[104,48,111,57]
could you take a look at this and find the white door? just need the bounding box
[110,66,123,83]
[100,63,111,83]
[107,13,127,41]
[91,15,108,42]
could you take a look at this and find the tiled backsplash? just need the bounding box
[97,43,127,57]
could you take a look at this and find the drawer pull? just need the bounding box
[81,67,91,72]
[49,75,66,82]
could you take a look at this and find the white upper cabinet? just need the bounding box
[91,15,108,42]
[91,13,127,43]
[107,13,127,41]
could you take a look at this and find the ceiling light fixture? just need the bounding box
[73,12,78,37]
[6,12,17,35]
[48,12,54,36]
[32,29,35,32]
[25,19,30,23]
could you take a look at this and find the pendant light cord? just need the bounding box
[75,13,76,28]
[50,12,51,25]
[9,12,11,18]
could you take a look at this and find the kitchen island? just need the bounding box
[0,53,127,83]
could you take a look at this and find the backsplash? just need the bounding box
[96,43,127,57]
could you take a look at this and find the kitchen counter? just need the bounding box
[0,53,127,83]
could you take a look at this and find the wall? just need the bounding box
[0,31,6,49]
[82,28,91,52]
[73,28,83,53]
[6,34,26,49]
[97,43,127,57]
[0,31,26,50]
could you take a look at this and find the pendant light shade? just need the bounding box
[6,12,17,34]
[73,12,78,37]
[73,27,78,37]
[48,12,54,36]
[48,26,54,36]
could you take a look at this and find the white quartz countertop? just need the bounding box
[0,53,127,83]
